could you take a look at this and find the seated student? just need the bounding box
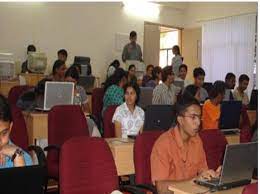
[145,66,162,89]
[127,64,138,84]
[112,83,144,138]
[57,49,68,63]
[0,94,32,168]
[152,66,180,105]
[50,59,67,81]
[175,64,192,87]
[64,66,100,137]
[103,68,127,113]
[16,78,52,111]
[142,64,154,86]
[183,84,200,101]
[151,94,220,185]
[192,67,208,102]
[202,81,226,130]
[21,44,36,73]
[224,72,236,101]
[233,74,250,105]
[107,60,120,79]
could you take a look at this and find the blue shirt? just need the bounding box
[0,141,33,169]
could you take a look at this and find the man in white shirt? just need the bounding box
[175,64,192,87]
[233,74,250,105]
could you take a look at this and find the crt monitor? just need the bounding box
[0,53,15,80]
[27,52,47,73]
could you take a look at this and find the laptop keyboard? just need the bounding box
[206,178,220,184]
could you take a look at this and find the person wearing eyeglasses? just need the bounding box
[0,95,32,168]
[202,81,226,130]
[150,93,221,193]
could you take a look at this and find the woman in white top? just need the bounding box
[112,83,144,138]
[171,45,183,76]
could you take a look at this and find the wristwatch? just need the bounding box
[11,148,23,162]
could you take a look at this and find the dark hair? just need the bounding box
[172,45,180,55]
[175,92,200,119]
[179,64,188,72]
[193,67,205,78]
[0,94,12,122]
[71,63,81,74]
[27,45,36,53]
[110,60,120,69]
[104,68,127,92]
[183,85,199,97]
[209,80,226,99]
[52,59,65,75]
[239,74,250,83]
[151,66,162,80]
[34,78,52,95]
[130,31,137,38]
[225,72,236,81]
[146,64,154,72]
[65,66,79,81]
[124,82,140,104]
[161,66,173,82]
[128,64,136,71]
[57,49,68,58]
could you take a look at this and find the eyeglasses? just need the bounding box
[181,113,201,121]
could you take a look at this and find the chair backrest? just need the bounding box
[60,137,118,194]
[134,131,163,184]
[144,105,175,131]
[47,105,89,179]
[242,182,258,194]
[91,88,104,129]
[199,129,228,170]
[10,105,28,150]
[240,105,252,143]
[8,85,33,105]
[103,105,118,138]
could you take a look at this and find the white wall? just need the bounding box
[0,2,184,81]
[183,2,257,28]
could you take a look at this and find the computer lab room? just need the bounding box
[0,1,258,194]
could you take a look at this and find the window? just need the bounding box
[159,29,180,68]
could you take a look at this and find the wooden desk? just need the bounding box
[168,179,250,194]
[225,133,240,144]
[247,110,256,127]
[0,79,20,97]
[23,111,48,145]
[105,138,135,176]
[20,73,45,86]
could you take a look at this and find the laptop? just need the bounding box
[138,87,153,109]
[203,82,213,94]
[173,80,184,90]
[248,89,258,110]
[0,165,46,194]
[219,101,242,134]
[194,142,257,191]
[143,105,175,131]
[78,76,95,94]
[35,81,74,111]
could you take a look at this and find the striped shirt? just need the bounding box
[152,83,180,105]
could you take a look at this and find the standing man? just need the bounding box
[21,45,36,73]
[122,31,143,62]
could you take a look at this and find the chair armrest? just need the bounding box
[44,145,60,152]
[135,184,158,194]
[28,145,47,167]
[120,185,146,194]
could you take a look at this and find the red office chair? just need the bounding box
[242,182,258,194]
[91,88,104,131]
[133,131,163,193]
[103,105,118,138]
[45,105,89,182]
[199,129,228,170]
[60,136,144,194]
[240,105,253,143]
[8,85,33,105]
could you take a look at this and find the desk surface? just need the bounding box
[168,179,250,194]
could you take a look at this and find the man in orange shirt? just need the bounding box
[151,93,221,193]
[202,81,226,130]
